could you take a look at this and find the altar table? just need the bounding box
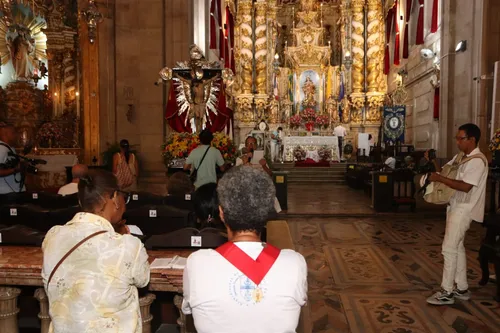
[282,136,340,162]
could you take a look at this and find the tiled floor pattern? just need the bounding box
[289,217,500,333]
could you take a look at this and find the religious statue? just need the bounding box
[6,28,35,81]
[301,76,317,109]
[300,0,316,12]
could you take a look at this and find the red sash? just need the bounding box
[216,242,281,286]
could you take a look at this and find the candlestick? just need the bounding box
[292,6,295,31]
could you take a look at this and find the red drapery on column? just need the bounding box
[433,87,440,119]
[217,0,224,60]
[165,83,192,133]
[416,0,425,44]
[431,0,439,33]
[403,0,412,59]
[384,8,393,74]
[393,0,400,65]
[227,7,235,72]
[209,0,216,50]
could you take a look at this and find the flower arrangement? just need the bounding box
[301,108,317,122]
[318,145,332,161]
[315,115,330,128]
[36,122,63,147]
[162,132,236,168]
[290,114,302,128]
[293,146,306,161]
[489,129,500,151]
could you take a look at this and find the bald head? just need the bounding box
[72,164,88,182]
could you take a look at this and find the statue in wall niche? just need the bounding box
[6,28,35,81]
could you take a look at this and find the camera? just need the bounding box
[0,151,46,175]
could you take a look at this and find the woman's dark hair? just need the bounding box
[120,139,130,163]
[167,171,193,197]
[199,129,214,145]
[193,183,219,224]
[78,169,119,212]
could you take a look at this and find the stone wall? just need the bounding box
[98,0,193,173]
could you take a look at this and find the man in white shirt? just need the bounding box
[58,164,88,196]
[334,125,347,160]
[426,124,488,305]
[0,123,25,194]
[182,166,307,333]
[384,155,396,169]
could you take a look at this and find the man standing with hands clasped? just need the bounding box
[425,123,488,305]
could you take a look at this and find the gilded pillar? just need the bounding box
[350,0,366,124]
[365,0,385,123]
[254,0,268,119]
[235,0,254,123]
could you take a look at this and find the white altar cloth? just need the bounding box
[282,136,340,162]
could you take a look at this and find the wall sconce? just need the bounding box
[343,51,352,70]
[455,40,467,53]
[82,0,103,44]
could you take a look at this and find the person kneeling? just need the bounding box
[182,166,307,333]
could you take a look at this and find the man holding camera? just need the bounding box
[425,124,488,305]
[0,123,25,193]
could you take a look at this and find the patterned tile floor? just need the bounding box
[289,217,500,333]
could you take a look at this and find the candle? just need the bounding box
[292,7,295,31]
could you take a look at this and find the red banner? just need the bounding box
[403,0,412,59]
[209,0,216,50]
[416,0,425,45]
[431,0,439,33]
[394,0,400,65]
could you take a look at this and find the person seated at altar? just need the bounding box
[383,153,397,170]
[0,122,25,194]
[58,164,88,196]
[42,169,150,332]
[192,182,224,230]
[270,127,283,162]
[167,171,194,196]
[184,129,226,188]
[182,166,307,333]
[113,139,139,191]
[236,136,272,176]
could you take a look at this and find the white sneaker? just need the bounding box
[426,290,455,305]
[452,288,471,301]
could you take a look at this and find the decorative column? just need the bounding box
[350,0,366,124]
[253,0,268,120]
[0,287,21,333]
[234,0,254,124]
[34,288,50,333]
[139,293,156,333]
[365,0,385,123]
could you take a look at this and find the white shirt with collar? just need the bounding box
[57,182,78,196]
[182,242,307,333]
[446,147,488,222]
[333,125,347,137]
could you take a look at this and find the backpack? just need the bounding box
[422,152,488,205]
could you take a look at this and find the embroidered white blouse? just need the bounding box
[41,212,150,333]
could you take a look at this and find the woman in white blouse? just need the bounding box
[42,169,150,333]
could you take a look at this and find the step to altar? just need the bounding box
[272,163,346,184]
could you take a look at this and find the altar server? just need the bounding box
[182,166,307,333]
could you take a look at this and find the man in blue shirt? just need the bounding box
[0,123,25,194]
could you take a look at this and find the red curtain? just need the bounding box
[209,0,216,49]
[166,83,192,133]
[416,0,425,44]
[403,0,412,59]
[384,8,393,74]
[207,82,232,133]
[217,0,224,60]
[431,0,439,33]
[393,0,400,65]
[227,6,235,72]
[433,87,440,119]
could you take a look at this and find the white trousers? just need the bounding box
[270,142,278,162]
[441,206,473,292]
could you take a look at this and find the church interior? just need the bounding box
[1,0,500,332]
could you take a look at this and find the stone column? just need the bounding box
[34,288,50,333]
[365,0,385,123]
[139,293,156,333]
[0,287,21,333]
[254,0,268,121]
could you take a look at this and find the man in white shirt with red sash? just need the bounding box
[182,166,307,333]
[425,123,488,305]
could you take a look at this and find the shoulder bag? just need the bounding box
[190,146,210,183]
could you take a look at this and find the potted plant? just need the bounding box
[290,114,302,129]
